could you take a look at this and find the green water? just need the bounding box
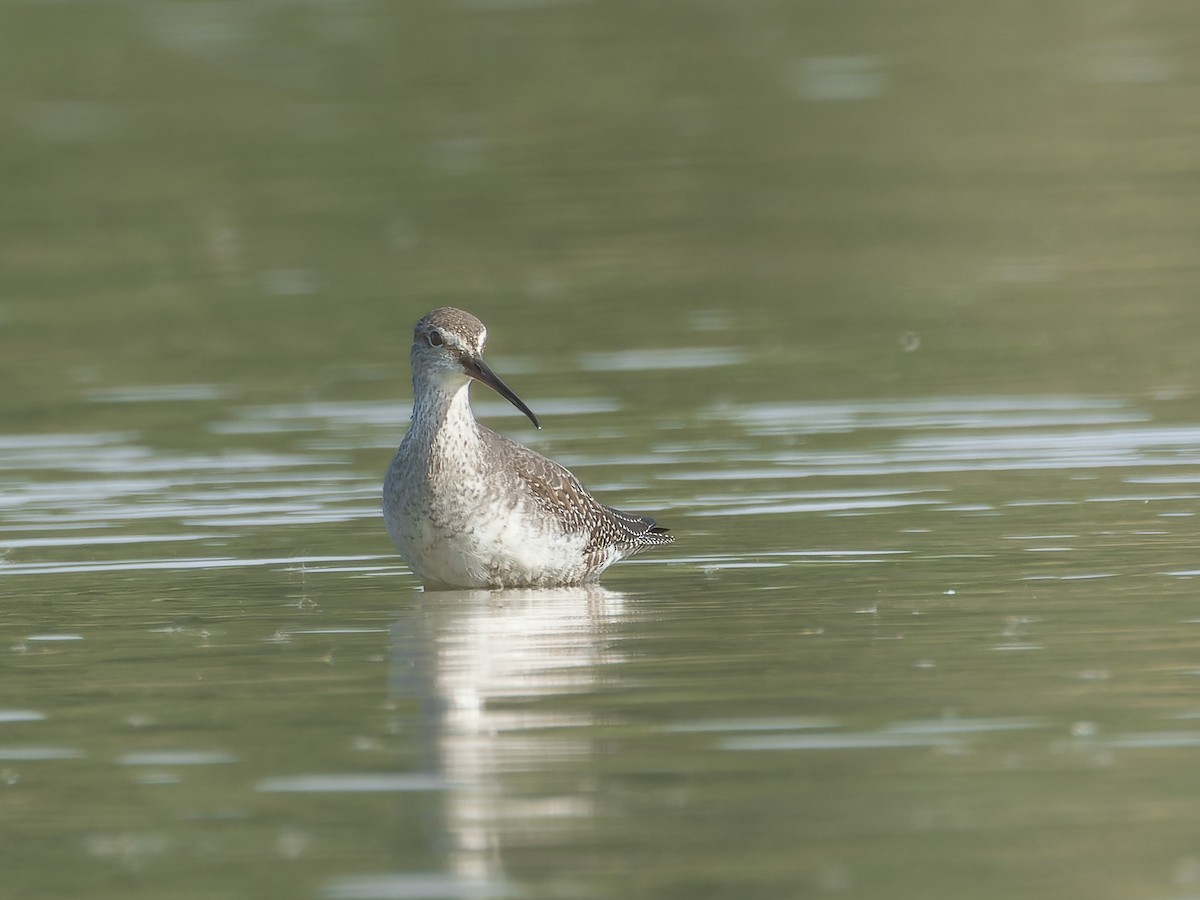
[4,2,1200,898]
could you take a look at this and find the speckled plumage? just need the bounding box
[383,308,673,590]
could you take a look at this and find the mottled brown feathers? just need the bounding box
[480,426,674,554]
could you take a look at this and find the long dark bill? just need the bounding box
[464,357,542,429]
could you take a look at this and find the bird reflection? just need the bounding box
[389,584,627,891]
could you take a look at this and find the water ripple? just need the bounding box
[256,773,447,793]
[0,555,391,578]
[117,751,238,766]
[322,873,516,900]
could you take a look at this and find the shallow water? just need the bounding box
[7,1,1200,898]
[7,387,1200,899]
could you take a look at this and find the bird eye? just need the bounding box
[427,331,444,347]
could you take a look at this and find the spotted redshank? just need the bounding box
[383,308,673,590]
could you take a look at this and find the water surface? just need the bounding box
[6,386,1200,899]
[5,2,1200,899]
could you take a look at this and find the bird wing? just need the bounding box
[479,427,672,551]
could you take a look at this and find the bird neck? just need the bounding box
[408,371,479,440]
